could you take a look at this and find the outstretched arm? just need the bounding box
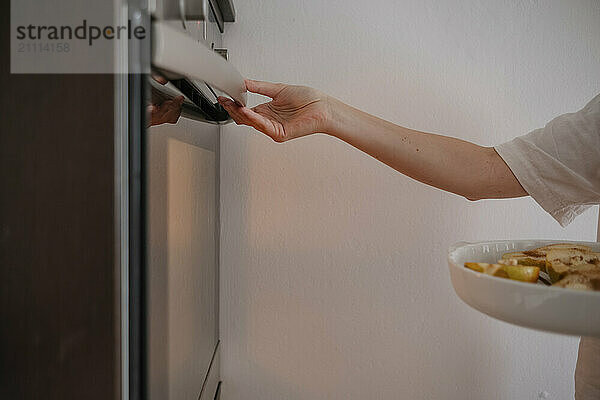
[218,80,527,201]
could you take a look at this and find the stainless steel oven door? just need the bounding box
[151,21,246,123]
[150,0,245,123]
[147,117,221,400]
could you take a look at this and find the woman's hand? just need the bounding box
[147,96,184,126]
[217,79,332,142]
[147,73,184,127]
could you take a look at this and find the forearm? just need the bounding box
[324,97,527,200]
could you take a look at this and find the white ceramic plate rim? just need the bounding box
[448,239,600,297]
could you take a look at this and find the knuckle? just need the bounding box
[272,134,286,143]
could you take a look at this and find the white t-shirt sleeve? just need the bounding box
[494,94,600,227]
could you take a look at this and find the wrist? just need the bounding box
[322,95,348,137]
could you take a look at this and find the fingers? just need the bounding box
[245,79,285,98]
[239,107,277,136]
[163,96,184,123]
[165,96,183,124]
[151,72,168,85]
[146,105,157,127]
[218,96,258,126]
[218,96,248,124]
[148,96,184,126]
[218,96,282,141]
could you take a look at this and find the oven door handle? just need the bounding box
[152,21,247,107]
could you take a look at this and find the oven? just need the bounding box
[0,0,244,398]
[126,1,245,399]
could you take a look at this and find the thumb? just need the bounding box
[245,79,285,98]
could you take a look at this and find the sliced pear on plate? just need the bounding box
[464,262,539,283]
[502,265,540,283]
[464,262,508,277]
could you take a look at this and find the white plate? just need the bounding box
[448,240,600,337]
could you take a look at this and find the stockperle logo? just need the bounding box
[15,19,146,46]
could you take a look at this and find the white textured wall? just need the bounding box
[220,1,600,399]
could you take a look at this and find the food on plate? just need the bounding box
[501,251,546,269]
[464,262,539,283]
[553,271,600,291]
[501,243,594,273]
[464,262,508,277]
[464,243,600,291]
[535,243,593,252]
[545,248,600,283]
[502,265,540,283]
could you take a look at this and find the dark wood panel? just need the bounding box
[0,4,118,399]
